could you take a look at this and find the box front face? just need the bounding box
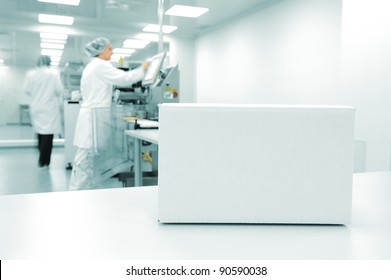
[158,104,354,224]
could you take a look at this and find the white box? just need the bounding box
[158,104,355,224]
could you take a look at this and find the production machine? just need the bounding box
[94,52,180,186]
[114,52,180,121]
[62,52,178,186]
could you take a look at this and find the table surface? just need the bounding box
[0,172,390,260]
[125,129,159,144]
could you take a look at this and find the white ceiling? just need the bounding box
[0,0,270,67]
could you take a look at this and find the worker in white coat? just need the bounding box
[23,55,64,170]
[69,37,150,190]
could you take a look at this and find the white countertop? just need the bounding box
[125,129,159,145]
[0,172,390,260]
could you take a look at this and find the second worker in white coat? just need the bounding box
[70,37,149,190]
[23,55,65,170]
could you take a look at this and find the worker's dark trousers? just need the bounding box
[37,134,54,167]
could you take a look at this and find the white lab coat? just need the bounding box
[73,58,145,149]
[23,66,64,134]
[70,58,145,190]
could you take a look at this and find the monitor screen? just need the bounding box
[142,52,166,86]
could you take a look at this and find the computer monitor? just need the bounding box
[142,52,166,86]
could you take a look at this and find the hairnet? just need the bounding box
[84,37,111,57]
[37,55,51,67]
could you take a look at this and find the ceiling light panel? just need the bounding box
[134,33,170,42]
[143,24,177,34]
[165,5,209,18]
[40,32,68,40]
[37,0,80,6]
[41,49,63,56]
[113,48,136,54]
[39,26,71,34]
[40,39,67,44]
[50,56,62,62]
[38,14,74,25]
[40,43,65,49]
[123,39,150,49]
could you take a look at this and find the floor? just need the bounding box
[0,124,156,195]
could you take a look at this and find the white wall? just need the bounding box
[196,0,342,105]
[194,0,391,171]
[0,65,30,125]
[169,36,196,103]
[340,0,391,171]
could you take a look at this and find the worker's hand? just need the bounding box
[142,60,151,71]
